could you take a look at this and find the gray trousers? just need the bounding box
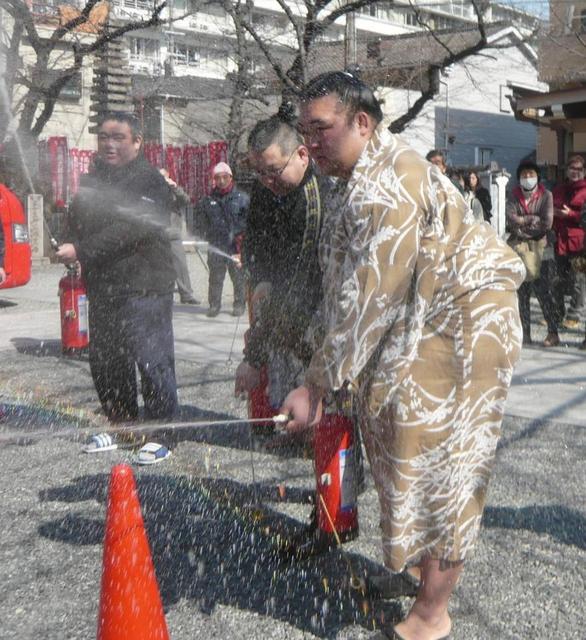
[170,238,194,299]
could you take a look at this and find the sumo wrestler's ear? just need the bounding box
[355,111,371,135]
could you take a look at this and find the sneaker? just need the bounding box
[180,296,200,305]
[206,306,220,318]
[543,332,560,347]
[232,305,245,317]
[562,318,580,330]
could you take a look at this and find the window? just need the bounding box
[581,9,586,32]
[129,37,159,61]
[405,11,418,26]
[476,147,493,166]
[173,44,207,67]
[44,70,82,101]
[499,85,512,113]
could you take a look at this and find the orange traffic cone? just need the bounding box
[97,464,170,640]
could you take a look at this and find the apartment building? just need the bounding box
[1,0,543,155]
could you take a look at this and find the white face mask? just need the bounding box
[520,176,538,190]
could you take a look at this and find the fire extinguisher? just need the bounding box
[243,328,278,434]
[314,413,359,541]
[58,265,89,353]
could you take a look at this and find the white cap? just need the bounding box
[212,162,232,176]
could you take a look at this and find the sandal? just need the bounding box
[136,442,171,466]
[82,433,117,454]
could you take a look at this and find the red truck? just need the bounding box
[0,183,31,290]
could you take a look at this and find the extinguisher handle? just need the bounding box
[272,413,290,426]
[50,237,60,251]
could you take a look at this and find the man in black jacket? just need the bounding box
[237,117,330,398]
[57,113,178,461]
[236,116,339,556]
[194,162,249,317]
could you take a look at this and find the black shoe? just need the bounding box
[180,296,200,305]
[206,306,220,317]
[365,569,420,600]
[232,305,245,317]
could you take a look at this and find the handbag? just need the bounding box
[508,238,545,282]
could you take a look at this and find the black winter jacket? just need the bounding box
[242,167,333,366]
[194,186,249,253]
[65,156,176,298]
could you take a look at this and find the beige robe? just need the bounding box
[305,127,525,571]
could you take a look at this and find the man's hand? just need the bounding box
[234,361,261,396]
[280,385,323,434]
[231,254,242,269]
[55,243,78,264]
[555,205,572,218]
[0,267,6,284]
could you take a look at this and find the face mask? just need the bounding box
[520,177,538,190]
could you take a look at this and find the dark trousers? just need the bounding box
[88,293,178,424]
[170,238,194,299]
[208,252,245,309]
[554,254,586,323]
[518,258,560,337]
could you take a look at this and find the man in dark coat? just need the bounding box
[236,115,342,557]
[57,112,178,461]
[194,162,249,317]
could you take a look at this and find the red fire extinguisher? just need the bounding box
[243,328,278,434]
[314,413,359,541]
[58,265,89,353]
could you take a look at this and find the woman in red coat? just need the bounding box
[552,154,586,343]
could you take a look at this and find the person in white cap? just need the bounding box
[194,162,249,317]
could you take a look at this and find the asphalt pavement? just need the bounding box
[0,254,584,639]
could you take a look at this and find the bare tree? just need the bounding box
[228,0,539,133]
[0,0,170,143]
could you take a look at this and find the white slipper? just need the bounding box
[136,442,171,466]
[82,433,117,454]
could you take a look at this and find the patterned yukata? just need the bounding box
[304,128,525,572]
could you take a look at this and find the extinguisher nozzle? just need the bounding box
[272,413,290,425]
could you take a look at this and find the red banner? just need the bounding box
[69,148,96,197]
[48,136,69,207]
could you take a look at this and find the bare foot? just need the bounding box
[393,606,451,640]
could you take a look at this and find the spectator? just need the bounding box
[159,169,199,305]
[552,154,586,332]
[506,160,555,345]
[194,163,249,317]
[461,171,484,222]
[426,150,466,197]
[284,71,524,640]
[467,169,492,222]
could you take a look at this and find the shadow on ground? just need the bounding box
[483,504,586,550]
[38,472,399,638]
[11,337,88,358]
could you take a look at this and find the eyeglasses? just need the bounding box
[253,148,297,179]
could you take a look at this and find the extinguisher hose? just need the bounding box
[318,493,365,594]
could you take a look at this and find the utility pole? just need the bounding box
[344,9,356,69]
